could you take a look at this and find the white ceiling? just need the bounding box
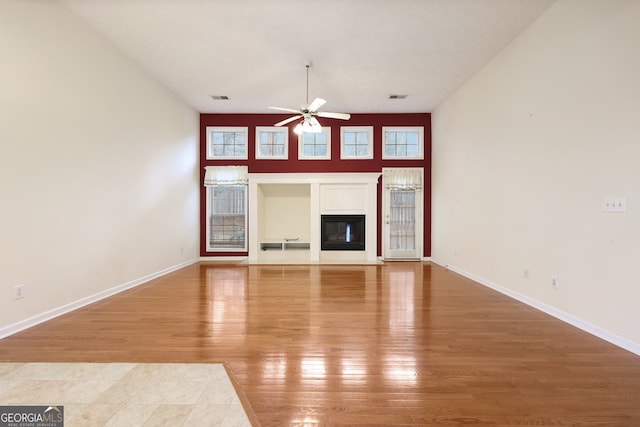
[60,0,556,115]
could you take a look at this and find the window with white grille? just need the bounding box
[340,126,373,159]
[298,128,331,160]
[382,127,424,159]
[256,127,288,159]
[206,127,248,159]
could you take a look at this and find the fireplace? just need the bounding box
[321,215,365,251]
[247,173,381,263]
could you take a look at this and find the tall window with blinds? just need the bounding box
[208,186,247,250]
[204,166,249,252]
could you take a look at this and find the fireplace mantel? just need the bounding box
[247,173,381,263]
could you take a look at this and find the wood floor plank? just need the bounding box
[0,262,639,425]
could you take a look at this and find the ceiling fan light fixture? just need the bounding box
[305,120,323,133]
[294,118,323,134]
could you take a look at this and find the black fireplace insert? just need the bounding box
[321,215,365,251]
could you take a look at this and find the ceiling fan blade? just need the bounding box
[274,115,302,127]
[307,97,327,112]
[309,117,321,127]
[269,106,301,114]
[317,111,351,120]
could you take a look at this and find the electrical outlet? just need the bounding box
[523,269,529,279]
[551,276,558,289]
[13,284,25,300]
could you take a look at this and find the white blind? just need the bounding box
[384,169,422,190]
[204,166,248,186]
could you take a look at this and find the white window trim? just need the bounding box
[206,126,249,160]
[297,127,331,160]
[255,127,289,159]
[340,126,374,159]
[382,126,424,160]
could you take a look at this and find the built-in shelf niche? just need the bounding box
[259,183,310,242]
[255,183,310,262]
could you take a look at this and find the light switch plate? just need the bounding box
[603,197,626,213]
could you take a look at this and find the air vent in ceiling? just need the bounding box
[389,94,408,99]
[211,95,229,100]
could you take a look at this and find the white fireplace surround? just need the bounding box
[248,172,381,263]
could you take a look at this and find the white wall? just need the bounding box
[432,0,640,353]
[0,1,199,334]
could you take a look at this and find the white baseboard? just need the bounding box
[0,259,198,340]
[430,258,640,356]
[200,256,248,262]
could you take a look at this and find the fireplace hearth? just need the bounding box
[321,215,365,251]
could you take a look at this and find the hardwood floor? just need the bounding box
[1,262,639,426]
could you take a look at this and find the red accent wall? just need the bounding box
[200,113,431,258]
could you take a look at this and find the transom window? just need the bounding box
[340,126,373,159]
[382,127,424,159]
[255,127,288,159]
[298,127,331,160]
[206,127,248,159]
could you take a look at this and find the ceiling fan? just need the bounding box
[269,63,350,134]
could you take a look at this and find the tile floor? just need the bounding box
[0,362,252,426]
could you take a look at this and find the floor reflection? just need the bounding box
[204,266,247,343]
[384,354,418,385]
[340,355,368,386]
[301,356,327,381]
[201,262,430,404]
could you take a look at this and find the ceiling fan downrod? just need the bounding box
[304,63,311,108]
